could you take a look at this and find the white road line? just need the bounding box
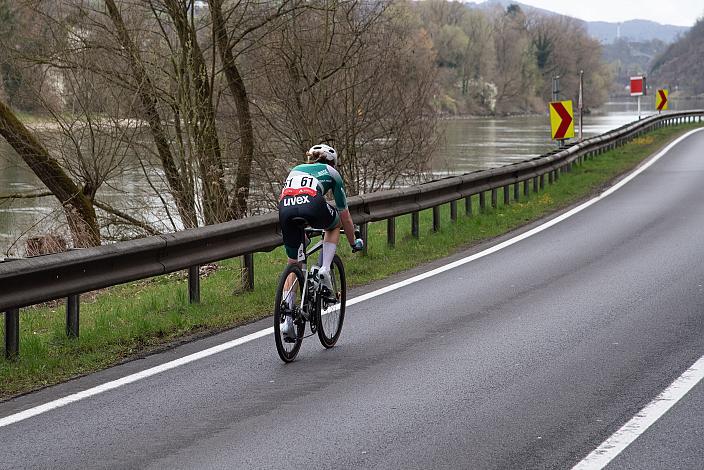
[2,128,703,429]
[572,355,704,470]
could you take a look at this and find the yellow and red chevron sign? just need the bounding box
[656,89,668,111]
[549,100,574,140]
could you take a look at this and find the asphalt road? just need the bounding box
[2,129,704,469]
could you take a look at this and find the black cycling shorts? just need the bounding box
[278,192,339,260]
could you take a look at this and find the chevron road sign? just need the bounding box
[656,89,669,111]
[549,100,574,140]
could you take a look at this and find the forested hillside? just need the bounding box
[588,20,687,44]
[415,1,611,115]
[650,18,704,95]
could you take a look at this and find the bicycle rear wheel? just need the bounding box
[317,255,346,348]
[274,264,305,362]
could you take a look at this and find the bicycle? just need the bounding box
[273,226,358,362]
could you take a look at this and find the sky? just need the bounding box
[478,0,704,26]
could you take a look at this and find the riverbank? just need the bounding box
[1,122,702,400]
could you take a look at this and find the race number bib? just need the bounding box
[280,175,320,199]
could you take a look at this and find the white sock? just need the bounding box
[321,241,336,271]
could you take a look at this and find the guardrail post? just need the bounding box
[523,180,529,197]
[387,217,395,247]
[432,206,440,232]
[465,195,472,216]
[540,174,545,189]
[533,176,538,193]
[411,212,419,238]
[242,254,254,291]
[5,308,19,359]
[66,294,79,338]
[548,171,554,185]
[514,183,520,201]
[360,223,369,255]
[555,168,560,181]
[450,200,457,222]
[503,185,510,205]
[479,192,486,212]
[189,265,201,303]
[491,189,498,208]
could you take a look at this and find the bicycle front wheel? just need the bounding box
[274,264,305,362]
[317,255,346,348]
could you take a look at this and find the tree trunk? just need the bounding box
[164,0,230,224]
[209,0,256,219]
[0,98,100,247]
[104,0,198,229]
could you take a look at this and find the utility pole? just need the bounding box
[578,70,584,141]
[552,75,560,102]
[552,75,562,147]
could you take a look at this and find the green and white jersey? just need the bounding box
[283,163,348,210]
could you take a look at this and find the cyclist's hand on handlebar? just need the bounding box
[351,238,364,253]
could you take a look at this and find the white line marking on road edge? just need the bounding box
[572,355,704,470]
[2,127,703,429]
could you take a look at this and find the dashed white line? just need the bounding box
[573,355,704,469]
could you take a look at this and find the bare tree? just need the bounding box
[490,5,539,113]
[0,97,100,247]
[209,0,307,217]
[252,0,439,197]
[526,13,611,107]
[1,0,443,249]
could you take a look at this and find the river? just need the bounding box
[1,98,701,256]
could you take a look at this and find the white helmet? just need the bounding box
[307,144,337,166]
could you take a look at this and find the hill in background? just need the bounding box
[466,0,688,44]
[650,18,704,95]
[465,0,695,95]
[587,20,688,44]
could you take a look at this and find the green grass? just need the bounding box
[1,123,701,399]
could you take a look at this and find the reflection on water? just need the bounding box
[1,99,702,255]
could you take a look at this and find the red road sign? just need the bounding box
[550,101,574,140]
[630,76,645,96]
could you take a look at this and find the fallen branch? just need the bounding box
[0,191,53,200]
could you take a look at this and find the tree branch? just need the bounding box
[0,191,53,200]
[93,199,161,236]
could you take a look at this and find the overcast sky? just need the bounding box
[479,0,704,26]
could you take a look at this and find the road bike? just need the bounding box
[273,227,354,362]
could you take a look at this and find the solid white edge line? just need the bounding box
[572,355,704,470]
[2,128,703,429]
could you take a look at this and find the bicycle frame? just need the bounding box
[299,230,325,320]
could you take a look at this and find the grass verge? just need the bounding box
[1,123,702,400]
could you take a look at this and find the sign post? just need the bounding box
[630,75,646,119]
[578,70,584,141]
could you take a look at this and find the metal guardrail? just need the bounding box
[2,110,703,357]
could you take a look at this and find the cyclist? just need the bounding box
[278,143,363,341]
